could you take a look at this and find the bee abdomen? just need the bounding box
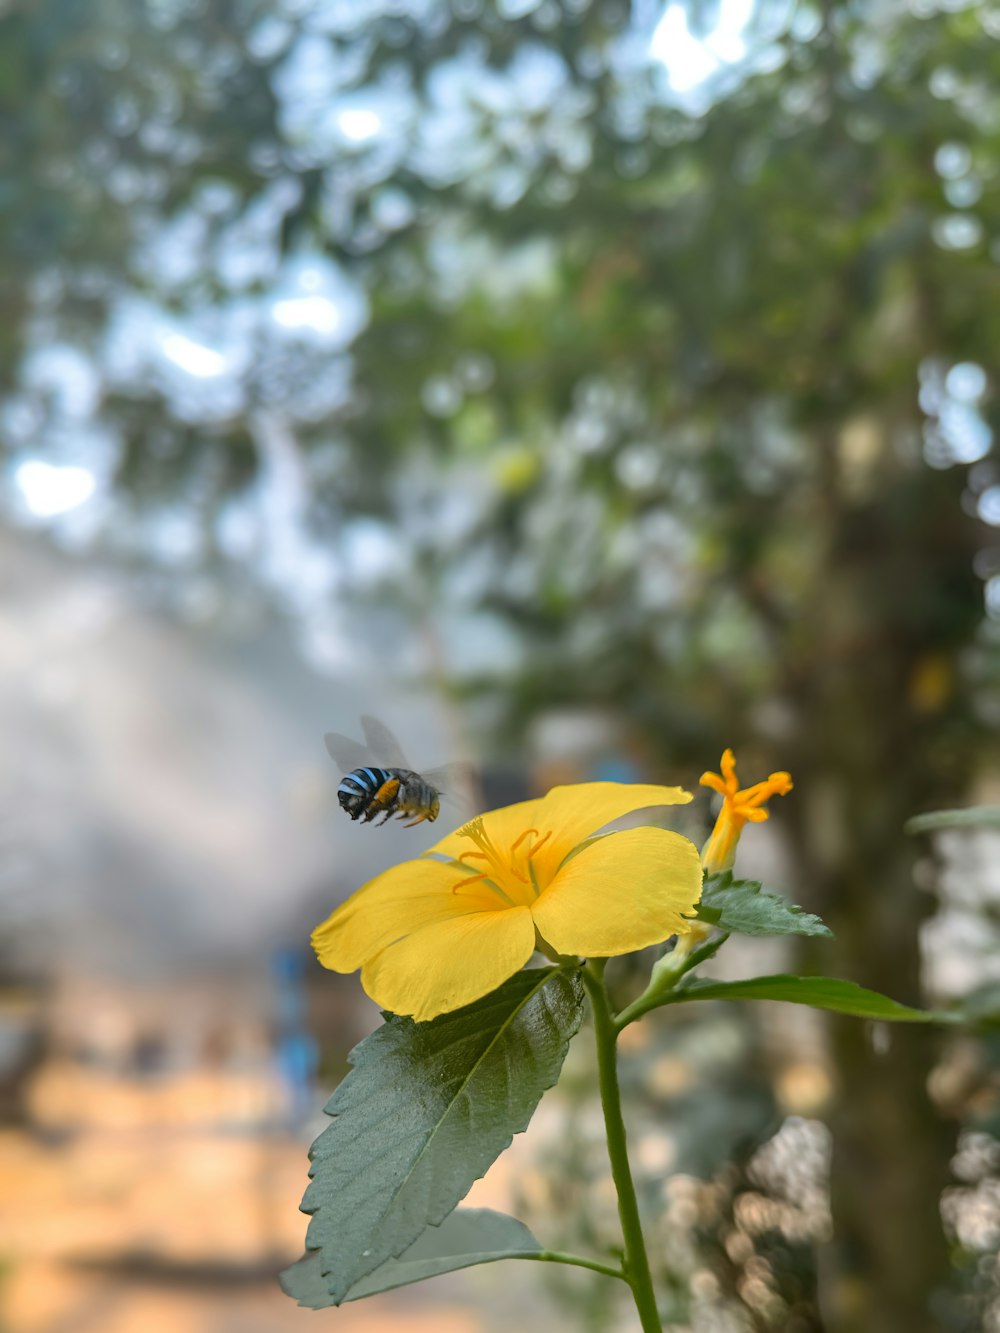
[338,766,397,821]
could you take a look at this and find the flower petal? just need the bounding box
[530,826,703,956]
[312,858,498,974]
[531,782,693,886]
[360,907,536,1021]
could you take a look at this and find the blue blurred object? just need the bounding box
[594,756,640,784]
[272,947,318,1125]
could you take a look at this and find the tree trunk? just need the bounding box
[781,457,978,1332]
[821,858,954,1333]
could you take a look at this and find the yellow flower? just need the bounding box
[312,782,704,1021]
[700,749,793,874]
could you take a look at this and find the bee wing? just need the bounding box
[421,761,480,812]
[324,715,412,772]
[360,715,410,768]
[323,730,376,773]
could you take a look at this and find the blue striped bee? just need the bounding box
[324,716,469,828]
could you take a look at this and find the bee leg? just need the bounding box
[372,777,400,806]
[362,778,400,826]
[403,813,431,827]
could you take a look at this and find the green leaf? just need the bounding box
[670,974,950,1022]
[905,807,1000,834]
[281,1208,542,1307]
[957,982,1000,1026]
[300,966,584,1303]
[696,872,833,939]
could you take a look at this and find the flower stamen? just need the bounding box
[526,829,552,859]
[451,871,490,894]
[510,827,538,853]
[453,817,533,903]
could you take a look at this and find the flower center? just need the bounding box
[451,817,553,907]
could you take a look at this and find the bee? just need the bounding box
[324,715,471,828]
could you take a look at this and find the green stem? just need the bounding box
[525,1251,629,1283]
[614,933,729,1032]
[582,961,662,1333]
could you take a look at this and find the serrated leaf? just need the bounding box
[281,1208,542,1307]
[695,872,832,939]
[670,974,950,1022]
[300,966,584,1302]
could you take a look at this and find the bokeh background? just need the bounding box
[4,0,1000,1329]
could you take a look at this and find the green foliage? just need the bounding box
[957,982,1000,1026]
[905,808,1000,834]
[300,966,584,1303]
[696,872,833,939]
[670,974,948,1023]
[281,1208,542,1307]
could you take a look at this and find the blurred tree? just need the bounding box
[4,1,1000,1327]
